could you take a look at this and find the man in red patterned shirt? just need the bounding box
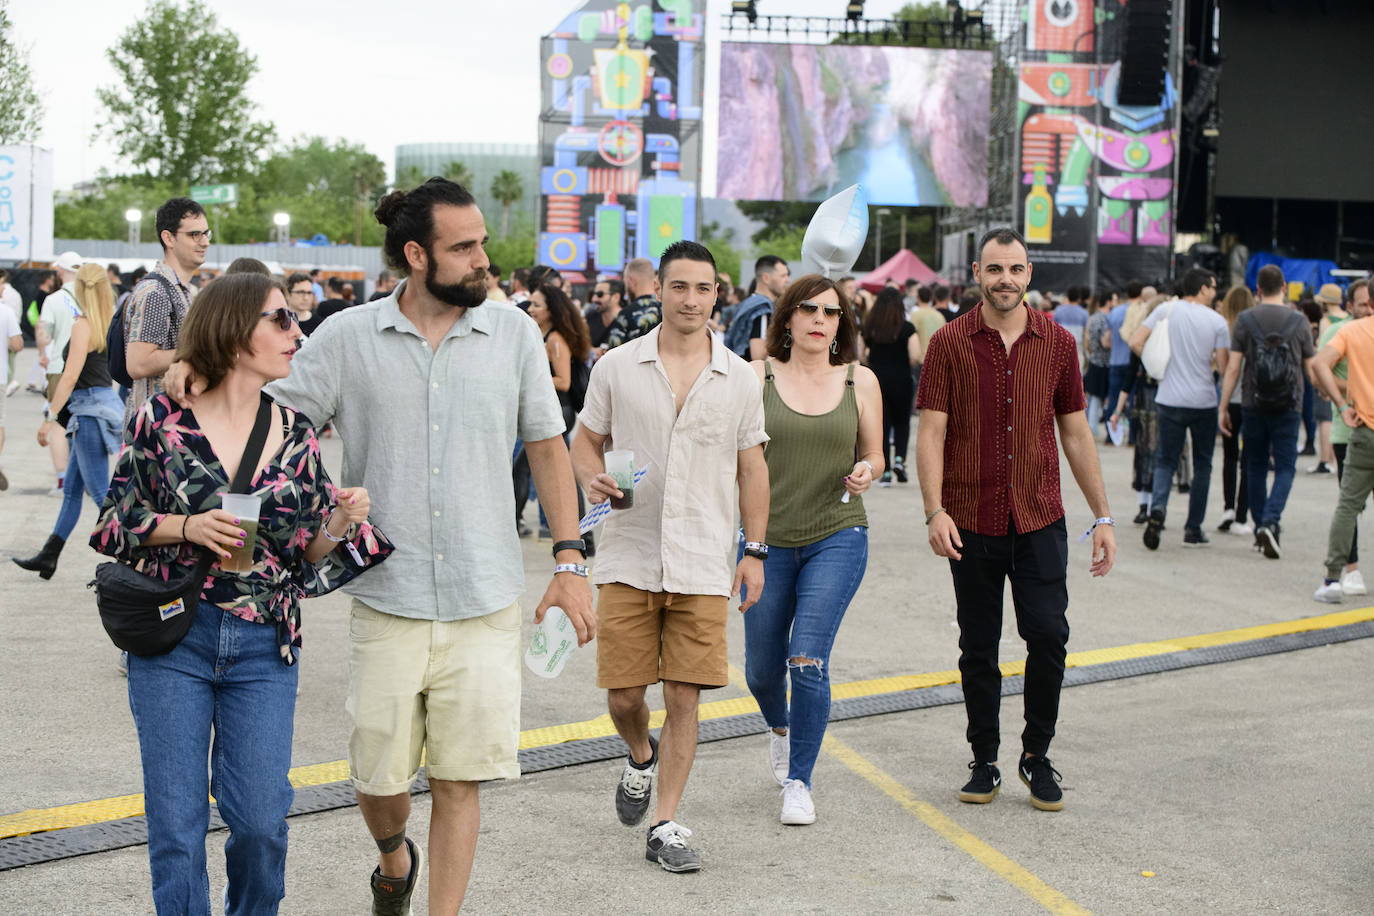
[916,228,1116,812]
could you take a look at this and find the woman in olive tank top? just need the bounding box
[737,274,885,826]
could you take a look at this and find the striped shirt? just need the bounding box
[916,303,1085,536]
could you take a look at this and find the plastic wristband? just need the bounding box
[857,459,874,475]
[321,511,348,542]
[1078,517,1115,543]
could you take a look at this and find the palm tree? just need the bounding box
[491,170,524,239]
[442,161,473,190]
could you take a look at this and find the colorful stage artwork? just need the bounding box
[1016,0,1178,290]
[539,0,704,278]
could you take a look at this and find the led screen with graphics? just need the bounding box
[717,43,991,207]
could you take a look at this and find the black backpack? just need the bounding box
[1250,310,1304,414]
[568,356,591,413]
[108,273,179,388]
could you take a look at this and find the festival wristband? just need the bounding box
[1078,517,1116,543]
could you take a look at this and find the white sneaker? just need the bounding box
[1314,581,1345,604]
[768,730,789,786]
[5,380,18,396]
[780,778,816,825]
[1229,522,1253,537]
[1217,508,1235,531]
[1341,570,1367,596]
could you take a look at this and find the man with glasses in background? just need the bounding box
[285,272,322,335]
[587,277,624,352]
[123,197,207,426]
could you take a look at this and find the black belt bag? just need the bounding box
[91,396,273,657]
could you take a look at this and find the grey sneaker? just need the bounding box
[615,735,657,826]
[370,836,422,916]
[768,730,789,786]
[646,819,701,872]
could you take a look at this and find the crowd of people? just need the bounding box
[2,177,1370,914]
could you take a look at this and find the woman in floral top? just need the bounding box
[93,273,373,915]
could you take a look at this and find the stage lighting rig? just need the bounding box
[732,0,758,24]
[846,1,864,21]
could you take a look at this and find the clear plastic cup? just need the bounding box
[219,493,262,574]
[524,606,577,678]
[604,449,635,510]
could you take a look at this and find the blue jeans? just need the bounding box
[1151,404,1216,530]
[1107,364,1131,426]
[1242,408,1301,528]
[52,413,114,540]
[127,603,299,916]
[739,526,868,787]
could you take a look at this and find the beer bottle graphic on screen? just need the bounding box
[1025,164,1053,244]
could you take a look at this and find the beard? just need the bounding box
[425,260,489,310]
[981,284,1024,313]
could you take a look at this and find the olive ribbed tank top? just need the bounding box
[762,359,868,547]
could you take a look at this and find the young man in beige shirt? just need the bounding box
[572,240,770,873]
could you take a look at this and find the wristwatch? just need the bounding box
[743,541,769,560]
[551,538,587,559]
[554,562,589,578]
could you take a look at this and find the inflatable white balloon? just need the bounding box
[799,184,869,279]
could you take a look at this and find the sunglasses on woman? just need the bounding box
[797,300,843,317]
[262,307,300,331]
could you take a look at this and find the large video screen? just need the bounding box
[717,43,991,207]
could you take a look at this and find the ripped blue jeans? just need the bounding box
[739,525,868,787]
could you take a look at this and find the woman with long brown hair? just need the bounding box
[1214,285,1255,534]
[860,287,919,485]
[526,282,592,539]
[13,263,123,578]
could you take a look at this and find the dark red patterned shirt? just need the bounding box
[916,303,1086,536]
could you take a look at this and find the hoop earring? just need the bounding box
[783,329,792,349]
[830,338,839,355]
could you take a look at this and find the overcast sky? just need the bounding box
[11,0,915,193]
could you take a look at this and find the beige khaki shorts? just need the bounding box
[595,583,729,690]
[45,372,60,402]
[346,598,522,795]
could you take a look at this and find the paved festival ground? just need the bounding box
[2,346,1371,914]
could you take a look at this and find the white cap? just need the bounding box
[53,251,84,272]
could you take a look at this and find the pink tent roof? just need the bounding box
[859,249,939,292]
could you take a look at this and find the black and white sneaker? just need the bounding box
[1018,753,1064,812]
[615,735,658,826]
[646,819,702,873]
[958,761,1001,804]
[1255,524,1281,560]
[1182,528,1210,548]
[892,457,909,484]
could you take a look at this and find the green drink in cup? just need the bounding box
[219,493,262,574]
[605,449,635,509]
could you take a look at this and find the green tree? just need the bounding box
[394,164,425,190]
[442,161,472,189]
[736,201,819,247]
[238,136,388,245]
[489,170,524,239]
[0,1,42,143]
[95,0,274,184]
[54,175,183,240]
[698,221,741,287]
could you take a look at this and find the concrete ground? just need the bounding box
[2,344,1371,914]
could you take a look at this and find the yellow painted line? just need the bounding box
[823,734,1093,916]
[5,606,1372,840]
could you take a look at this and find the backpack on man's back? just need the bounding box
[1246,309,1305,413]
[107,272,178,388]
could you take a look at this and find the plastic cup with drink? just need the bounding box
[219,493,262,574]
[604,449,635,510]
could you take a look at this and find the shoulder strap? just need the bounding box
[763,357,773,381]
[845,362,855,386]
[188,396,275,585]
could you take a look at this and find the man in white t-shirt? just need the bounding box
[1,269,22,396]
[1129,268,1229,550]
[38,251,85,493]
[0,302,22,489]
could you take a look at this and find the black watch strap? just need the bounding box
[551,538,587,558]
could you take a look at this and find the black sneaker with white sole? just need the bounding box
[1182,528,1210,547]
[646,819,702,872]
[1018,753,1064,811]
[958,761,1001,804]
[615,735,658,826]
[1255,524,1281,559]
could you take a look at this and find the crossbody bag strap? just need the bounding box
[187,395,275,584]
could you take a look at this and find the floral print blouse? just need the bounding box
[92,394,349,656]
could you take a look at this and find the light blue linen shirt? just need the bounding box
[266,282,566,620]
